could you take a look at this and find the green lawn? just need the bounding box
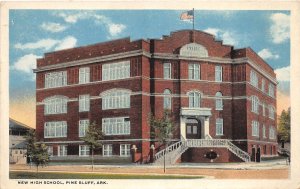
[10,171,203,179]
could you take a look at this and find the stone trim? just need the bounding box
[34,49,276,84]
[36,93,249,105]
[34,50,151,73]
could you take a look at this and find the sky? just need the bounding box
[9,10,291,128]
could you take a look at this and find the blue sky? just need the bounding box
[9,10,290,126]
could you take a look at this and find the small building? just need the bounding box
[34,30,278,164]
[9,118,34,164]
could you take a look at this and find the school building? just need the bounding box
[34,30,278,164]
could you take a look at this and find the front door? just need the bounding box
[186,122,200,139]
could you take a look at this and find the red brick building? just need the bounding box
[34,30,278,164]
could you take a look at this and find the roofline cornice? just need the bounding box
[34,50,277,84]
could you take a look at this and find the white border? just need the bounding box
[1,1,299,189]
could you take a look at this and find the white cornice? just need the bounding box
[34,50,277,84]
[34,50,151,73]
[154,53,277,84]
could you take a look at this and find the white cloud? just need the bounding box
[108,24,126,37]
[40,22,68,33]
[221,31,238,46]
[204,27,239,46]
[14,36,77,51]
[275,66,290,81]
[258,48,280,60]
[270,13,290,44]
[12,54,41,74]
[54,36,77,51]
[15,39,59,51]
[56,12,95,24]
[203,28,219,37]
[54,11,126,38]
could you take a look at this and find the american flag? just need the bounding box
[180,10,194,20]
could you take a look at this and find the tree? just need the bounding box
[277,108,291,145]
[82,122,104,171]
[31,143,50,173]
[24,129,36,164]
[25,130,49,172]
[149,111,174,173]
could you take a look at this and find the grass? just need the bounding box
[10,171,203,179]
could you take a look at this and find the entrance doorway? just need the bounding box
[186,118,201,139]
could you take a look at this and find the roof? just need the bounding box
[9,118,33,130]
[11,141,27,149]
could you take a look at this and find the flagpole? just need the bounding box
[193,8,195,42]
[193,8,195,31]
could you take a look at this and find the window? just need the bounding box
[251,120,259,137]
[216,118,223,135]
[163,89,172,110]
[58,145,67,156]
[215,65,222,82]
[188,63,200,80]
[79,67,90,84]
[262,102,266,116]
[188,91,201,108]
[102,61,130,81]
[79,95,90,112]
[102,90,130,110]
[215,92,223,110]
[103,144,113,156]
[47,146,53,156]
[250,70,258,88]
[269,126,276,139]
[45,71,67,88]
[44,121,67,138]
[269,83,275,97]
[163,63,171,79]
[269,105,275,120]
[261,79,265,92]
[44,96,68,115]
[79,145,90,156]
[251,96,259,114]
[120,144,131,157]
[102,117,130,135]
[187,126,192,134]
[79,119,89,137]
[192,126,198,134]
[263,125,266,138]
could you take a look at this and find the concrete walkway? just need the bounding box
[169,159,289,170]
[11,158,289,171]
[10,160,290,179]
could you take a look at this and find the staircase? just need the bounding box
[153,139,250,165]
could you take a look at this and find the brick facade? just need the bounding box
[35,30,277,163]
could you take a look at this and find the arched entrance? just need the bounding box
[185,118,201,139]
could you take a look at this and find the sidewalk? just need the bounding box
[10,159,289,171]
[9,161,290,179]
[169,159,289,170]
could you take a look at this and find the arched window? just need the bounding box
[102,89,131,110]
[163,89,172,110]
[251,96,259,114]
[215,92,223,110]
[269,105,275,120]
[188,91,201,108]
[44,96,68,115]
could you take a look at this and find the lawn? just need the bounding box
[10,171,203,179]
